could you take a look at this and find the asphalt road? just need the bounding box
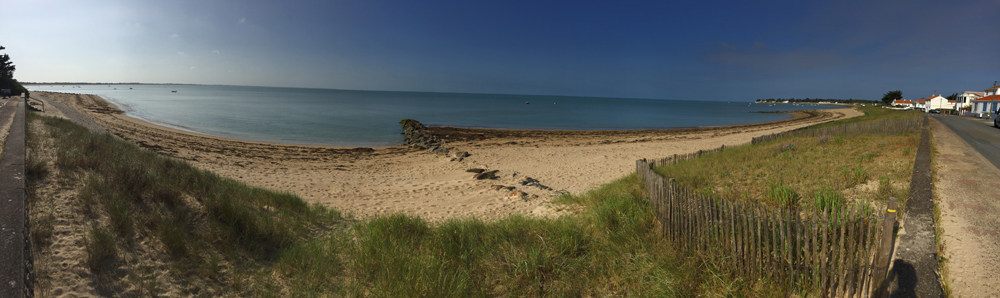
[931,114,1000,169]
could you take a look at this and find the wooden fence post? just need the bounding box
[871,197,899,297]
[819,208,829,295]
[847,206,860,297]
[770,207,779,281]
[783,208,792,291]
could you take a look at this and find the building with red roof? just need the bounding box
[973,94,1000,114]
[986,85,1000,95]
[892,99,914,108]
[971,83,1000,114]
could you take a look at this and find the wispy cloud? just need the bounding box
[239,17,246,24]
[177,52,186,56]
[170,33,179,38]
[190,66,197,70]
[212,50,220,54]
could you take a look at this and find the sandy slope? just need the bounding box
[35,91,860,221]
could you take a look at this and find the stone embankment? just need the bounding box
[401,119,468,159]
[401,119,569,202]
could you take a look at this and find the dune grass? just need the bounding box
[653,107,920,211]
[266,174,782,297]
[26,107,917,296]
[28,112,341,295]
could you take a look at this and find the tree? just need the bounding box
[0,44,26,97]
[881,90,902,105]
[946,92,959,101]
[0,45,13,85]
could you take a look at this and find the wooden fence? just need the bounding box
[637,160,898,297]
[751,116,923,145]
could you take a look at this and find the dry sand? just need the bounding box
[929,117,1000,296]
[34,91,861,221]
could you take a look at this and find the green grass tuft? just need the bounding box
[85,225,118,272]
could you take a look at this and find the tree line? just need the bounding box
[1,43,28,97]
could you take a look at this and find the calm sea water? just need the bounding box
[29,85,841,147]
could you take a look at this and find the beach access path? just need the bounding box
[928,114,1000,296]
[30,94,107,134]
[0,97,29,298]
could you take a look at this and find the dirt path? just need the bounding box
[929,117,1000,296]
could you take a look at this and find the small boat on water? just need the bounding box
[171,90,177,93]
[525,101,530,104]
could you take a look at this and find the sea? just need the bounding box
[28,84,842,147]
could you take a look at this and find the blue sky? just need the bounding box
[2,0,998,101]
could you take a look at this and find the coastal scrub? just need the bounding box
[653,107,919,210]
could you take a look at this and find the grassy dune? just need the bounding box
[27,112,341,296]
[26,107,917,297]
[653,107,919,211]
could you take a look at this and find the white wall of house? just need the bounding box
[926,96,954,110]
[957,92,983,109]
[975,101,1000,114]
[987,87,999,97]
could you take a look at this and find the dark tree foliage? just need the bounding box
[946,92,959,101]
[880,90,902,105]
[0,44,27,97]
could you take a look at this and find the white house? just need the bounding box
[892,99,914,108]
[955,91,984,110]
[916,94,954,111]
[972,85,1000,114]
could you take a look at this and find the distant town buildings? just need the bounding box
[891,99,914,108]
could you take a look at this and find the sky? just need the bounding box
[1,0,998,101]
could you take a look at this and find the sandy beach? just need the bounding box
[33,91,861,221]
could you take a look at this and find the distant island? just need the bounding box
[755,97,880,105]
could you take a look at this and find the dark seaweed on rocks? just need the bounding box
[400,119,451,154]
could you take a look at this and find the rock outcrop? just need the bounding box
[473,170,499,180]
[400,119,450,154]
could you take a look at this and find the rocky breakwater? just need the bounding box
[401,119,568,211]
[400,119,469,159]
